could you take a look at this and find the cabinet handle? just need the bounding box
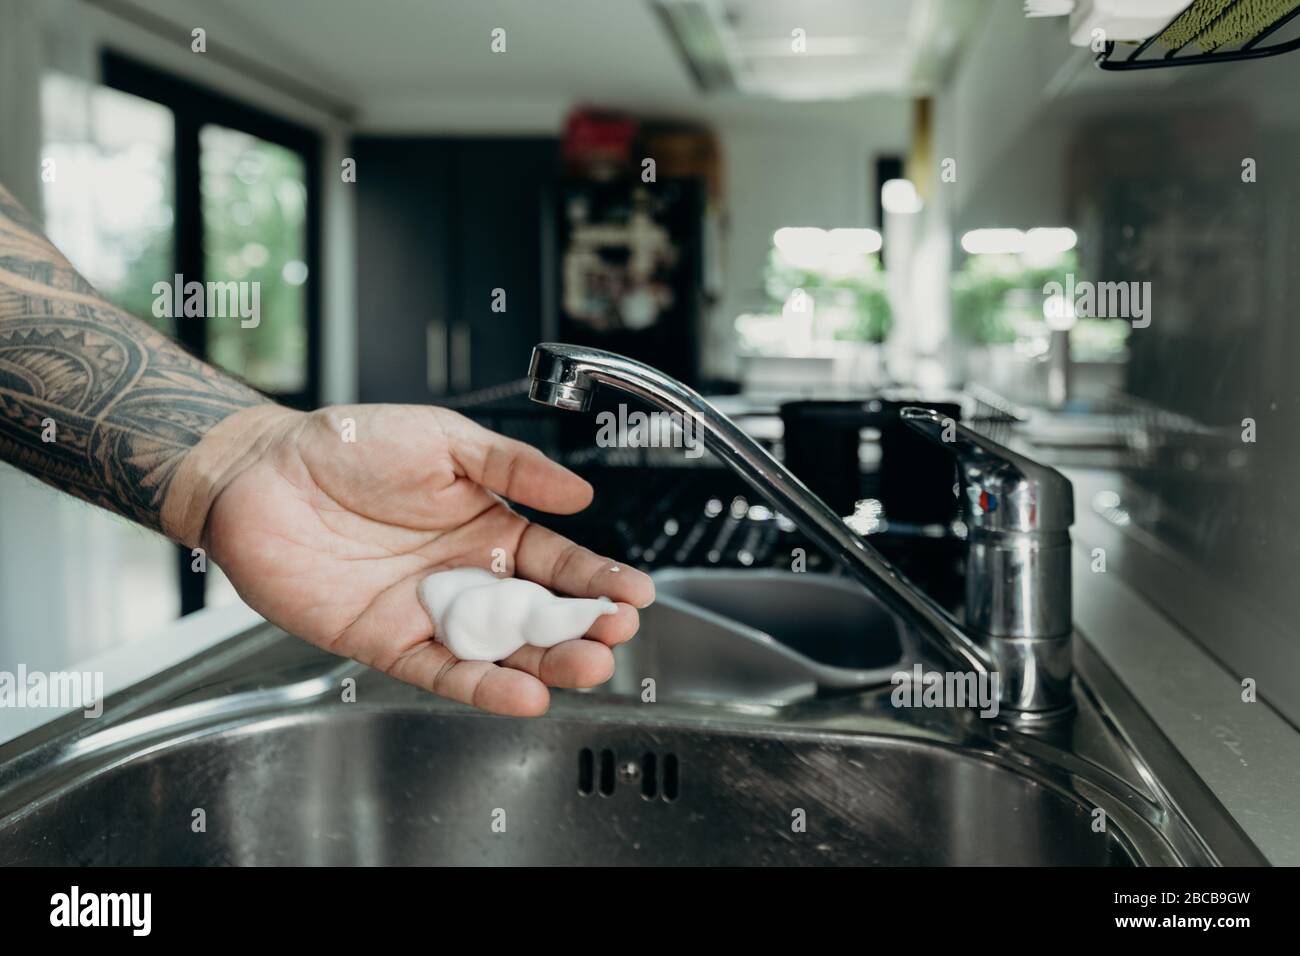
[426,319,448,394]
[451,321,471,393]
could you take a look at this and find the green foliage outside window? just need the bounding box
[201,125,308,394]
[764,248,893,344]
[951,251,1078,345]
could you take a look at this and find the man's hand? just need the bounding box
[0,182,648,716]
[164,403,654,717]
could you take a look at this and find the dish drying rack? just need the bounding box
[1096,0,1300,69]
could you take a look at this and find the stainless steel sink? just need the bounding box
[0,707,1128,865]
[0,621,1264,866]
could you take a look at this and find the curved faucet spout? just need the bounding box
[528,343,1075,717]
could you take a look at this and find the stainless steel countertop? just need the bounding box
[1068,466,1300,865]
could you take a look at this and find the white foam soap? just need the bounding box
[417,567,618,661]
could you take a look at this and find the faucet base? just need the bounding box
[984,630,1076,715]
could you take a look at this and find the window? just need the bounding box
[735,226,891,355]
[41,75,176,332]
[34,55,320,631]
[40,53,325,623]
[200,125,310,393]
[102,51,321,412]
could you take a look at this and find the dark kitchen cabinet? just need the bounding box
[354,137,559,403]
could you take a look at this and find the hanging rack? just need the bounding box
[1095,0,1300,70]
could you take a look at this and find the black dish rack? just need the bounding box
[1096,0,1300,70]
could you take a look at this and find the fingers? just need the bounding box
[385,615,622,706]
[334,564,627,713]
[327,571,556,716]
[584,602,640,646]
[501,639,615,688]
[446,414,593,515]
[388,642,552,717]
[515,522,655,608]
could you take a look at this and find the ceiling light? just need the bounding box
[827,227,883,254]
[1024,227,1078,256]
[881,179,923,215]
[774,226,882,269]
[960,228,1026,255]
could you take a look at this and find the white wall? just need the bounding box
[709,100,910,377]
[940,4,1075,227]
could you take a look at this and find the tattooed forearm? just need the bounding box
[0,183,267,533]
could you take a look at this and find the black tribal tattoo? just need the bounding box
[0,183,266,533]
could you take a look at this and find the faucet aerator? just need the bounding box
[528,343,596,411]
[528,379,592,412]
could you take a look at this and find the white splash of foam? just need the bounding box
[417,567,617,661]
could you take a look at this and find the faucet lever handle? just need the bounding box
[900,407,1073,534]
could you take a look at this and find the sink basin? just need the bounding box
[0,706,1132,865]
[606,570,913,704]
[0,618,1259,867]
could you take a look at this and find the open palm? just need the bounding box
[201,404,654,716]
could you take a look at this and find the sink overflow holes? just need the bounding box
[578,748,678,801]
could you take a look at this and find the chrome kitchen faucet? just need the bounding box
[527,343,1076,720]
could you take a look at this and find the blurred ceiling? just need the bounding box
[657,0,985,100]
[106,0,987,122]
